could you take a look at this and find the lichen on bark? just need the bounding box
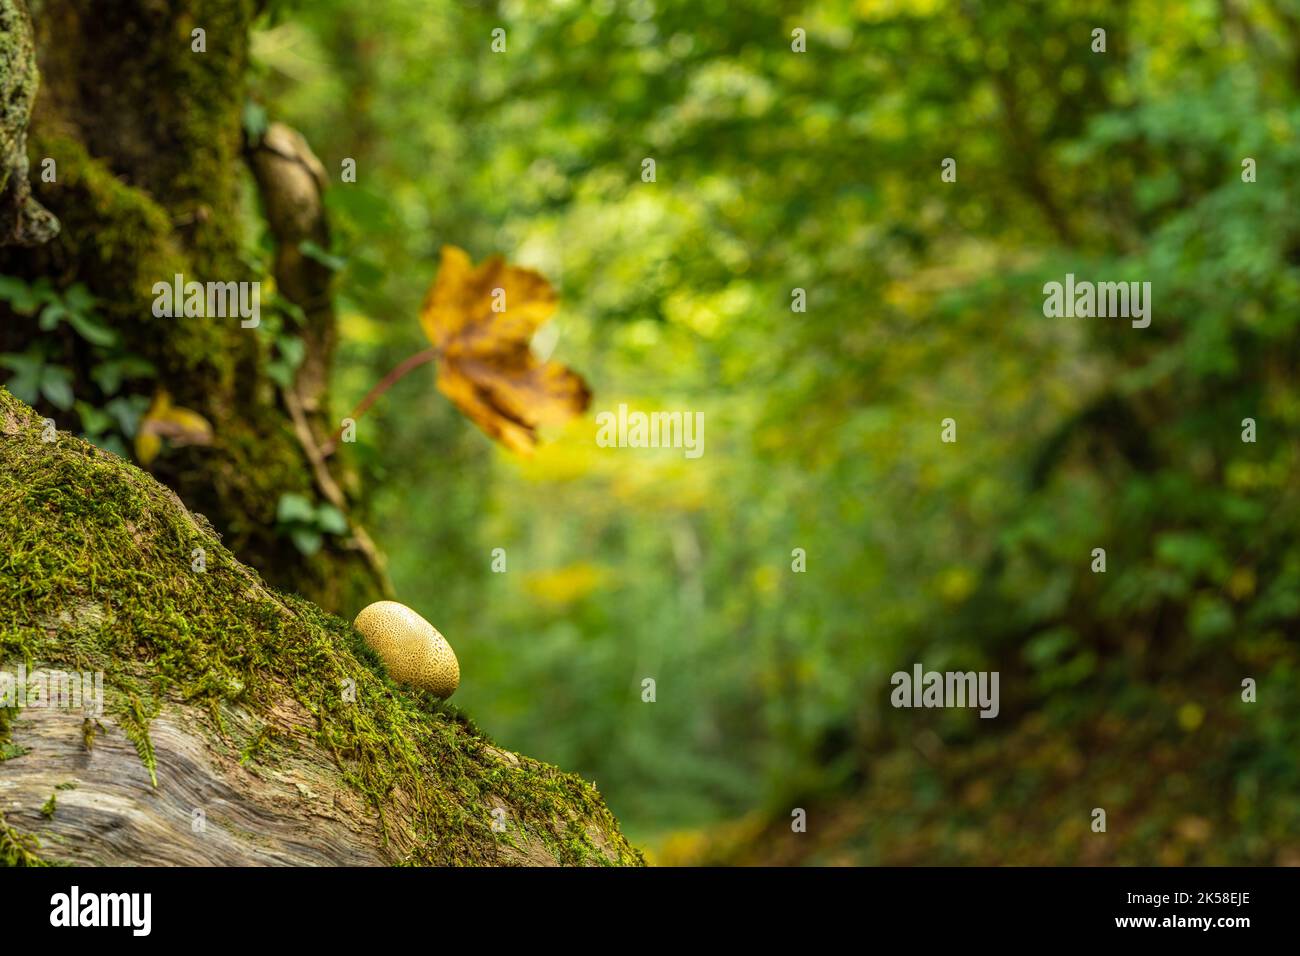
[0,0,57,245]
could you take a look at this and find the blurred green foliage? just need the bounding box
[252,0,1300,860]
[0,275,155,457]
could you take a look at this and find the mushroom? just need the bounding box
[353,601,460,698]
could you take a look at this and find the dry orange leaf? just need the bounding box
[419,245,591,455]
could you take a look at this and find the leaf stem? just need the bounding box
[320,347,439,457]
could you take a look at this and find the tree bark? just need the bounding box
[0,0,381,614]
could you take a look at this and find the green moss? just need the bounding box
[0,704,27,760]
[28,135,209,371]
[121,693,159,788]
[0,0,35,196]
[8,1,377,617]
[30,0,253,277]
[0,388,642,865]
[81,717,100,751]
[8,133,373,615]
[0,0,57,243]
[0,808,45,867]
[0,743,25,760]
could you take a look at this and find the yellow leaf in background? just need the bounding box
[134,428,162,467]
[938,566,975,604]
[1177,702,1205,732]
[1227,566,1256,600]
[752,565,778,596]
[523,562,607,608]
[418,245,591,455]
[135,389,213,465]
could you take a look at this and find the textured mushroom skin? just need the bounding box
[353,601,460,698]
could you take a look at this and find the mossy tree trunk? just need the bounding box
[0,389,641,865]
[0,0,382,613]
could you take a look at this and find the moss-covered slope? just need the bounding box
[0,388,642,866]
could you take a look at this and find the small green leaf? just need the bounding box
[0,275,31,301]
[274,297,307,327]
[0,275,55,314]
[39,366,75,410]
[92,356,156,395]
[276,335,305,370]
[266,361,293,388]
[298,240,347,272]
[243,101,268,140]
[289,527,322,556]
[67,312,119,347]
[38,301,67,331]
[276,492,317,525]
[93,365,122,395]
[104,394,149,438]
[315,504,349,535]
[0,351,43,404]
[76,400,115,436]
[63,283,97,312]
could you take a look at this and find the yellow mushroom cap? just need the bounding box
[353,601,460,698]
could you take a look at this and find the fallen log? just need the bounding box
[0,388,641,866]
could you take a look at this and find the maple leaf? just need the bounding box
[418,245,591,455]
[135,389,213,465]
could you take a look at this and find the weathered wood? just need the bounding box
[0,388,641,867]
[1,663,630,866]
[2,692,387,865]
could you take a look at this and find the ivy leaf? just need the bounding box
[38,300,66,331]
[277,335,306,369]
[105,394,151,438]
[289,527,322,556]
[0,350,43,404]
[31,283,115,346]
[268,335,306,385]
[66,312,118,348]
[276,492,317,525]
[243,101,268,141]
[0,276,55,314]
[298,240,346,272]
[63,283,97,313]
[75,400,115,436]
[273,296,306,328]
[266,362,292,388]
[92,356,156,395]
[314,503,349,535]
[417,245,591,456]
[39,366,75,410]
[0,275,30,302]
